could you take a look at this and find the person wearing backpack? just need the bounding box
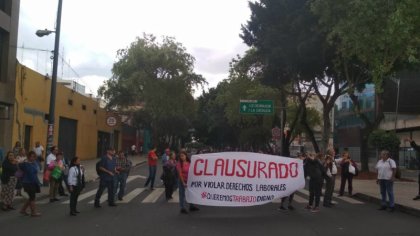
[376,150,396,212]
[94,147,118,208]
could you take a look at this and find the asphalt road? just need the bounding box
[0,163,418,236]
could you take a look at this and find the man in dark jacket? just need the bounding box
[406,138,420,200]
[304,153,326,212]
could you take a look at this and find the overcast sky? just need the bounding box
[17,0,251,96]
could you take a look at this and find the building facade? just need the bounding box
[13,64,121,160]
[0,0,19,155]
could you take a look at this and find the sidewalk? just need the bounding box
[344,177,420,217]
[36,154,147,199]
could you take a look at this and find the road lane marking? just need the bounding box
[62,189,97,204]
[120,188,145,203]
[336,195,364,204]
[272,194,307,204]
[298,189,338,205]
[141,188,164,203]
[65,175,142,204]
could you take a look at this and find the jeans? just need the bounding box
[144,165,157,188]
[95,179,115,205]
[339,174,353,195]
[178,181,196,210]
[69,185,81,213]
[309,178,322,207]
[324,175,336,205]
[114,173,128,199]
[379,179,395,207]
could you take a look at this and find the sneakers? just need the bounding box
[180,208,188,214]
[378,206,387,211]
[311,207,320,213]
[189,206,200,212]
[304,205,312,210]
[278,206,287,211]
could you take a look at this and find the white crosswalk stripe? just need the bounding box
[33,177,366,206]
[142,188,165,203]
[272,194,307,204]
[119,188,145,203]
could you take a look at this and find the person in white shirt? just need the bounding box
[46,146,58,166]
[375,150,396,212]
[67,157,84,216]
[33,142,44,171]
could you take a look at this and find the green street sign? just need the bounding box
[240,99,274,115]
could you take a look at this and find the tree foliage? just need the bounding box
[98,34,206,143]
[312,0,420,90]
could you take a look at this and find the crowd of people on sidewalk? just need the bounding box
[0,139,419,218]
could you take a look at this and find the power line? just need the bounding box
[16,45,97,94]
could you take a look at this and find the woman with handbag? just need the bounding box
[1,151,18,211]
[338,151,358,196]
[19,151,41,217]
[48,152,65,202]
[67,157,85,216]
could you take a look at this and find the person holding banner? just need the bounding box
[177,150,199,214]
[304,153,326,213]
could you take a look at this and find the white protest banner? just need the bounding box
[186,152,305,207]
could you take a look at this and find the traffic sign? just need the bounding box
[272,127,281,140]
[106,116,117,127]
[240,100,274,115]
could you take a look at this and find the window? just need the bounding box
[68,99,73,106]
[0,102,10,120]
[82,105,86,110]
[341,102,347,110]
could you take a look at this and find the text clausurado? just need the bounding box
[192,158,300,179]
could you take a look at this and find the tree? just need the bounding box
[241,0,347,154]
[98,34,206,146]
[311,0,420,170]
[193,87,237,149]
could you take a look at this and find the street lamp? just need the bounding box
[36,0,63,158]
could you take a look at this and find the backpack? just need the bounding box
[96,159,103,176]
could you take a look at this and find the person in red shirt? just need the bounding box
[144,146,158,190]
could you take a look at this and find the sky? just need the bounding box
[17,0,251,97]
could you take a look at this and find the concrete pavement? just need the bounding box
[350,178,420,217]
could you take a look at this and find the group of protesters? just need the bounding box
[278,148,359,213]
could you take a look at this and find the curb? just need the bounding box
[354,193,420,218]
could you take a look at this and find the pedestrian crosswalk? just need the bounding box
[32,186,365,206]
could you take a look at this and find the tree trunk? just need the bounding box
[360,129,370,172]
[301,106,320,153]
[321,104,333,153]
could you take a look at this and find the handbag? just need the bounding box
[15,169,24,179]
[348,164,356,175]
[51,166,63,180]
[43,169,51,182]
